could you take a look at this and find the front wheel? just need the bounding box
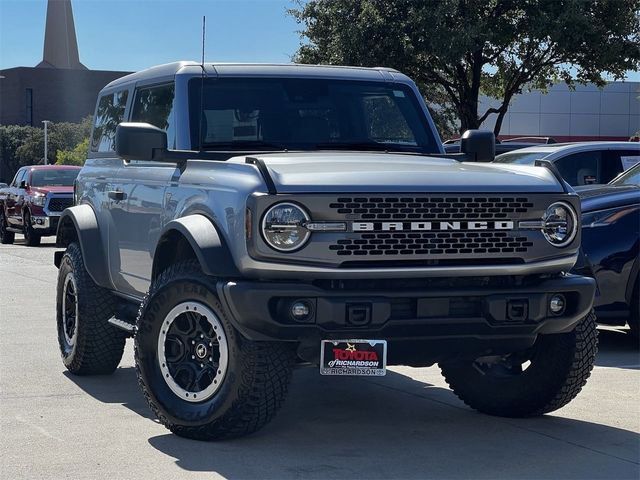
[440,311,598,417]
[23,211,41,246]
[135,261,295,440]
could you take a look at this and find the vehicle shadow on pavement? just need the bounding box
[62,368,154,420]
[596,328,639,370]
[146,366,640,479]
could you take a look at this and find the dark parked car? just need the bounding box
[573,164,640,337]
[494,142,640,187]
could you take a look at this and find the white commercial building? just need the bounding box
[479,82,639,141]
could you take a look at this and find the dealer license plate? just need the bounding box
[320,339,387,376]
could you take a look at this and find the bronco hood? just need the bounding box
[241,152,564,193]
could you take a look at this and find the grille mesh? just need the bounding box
[47,197,73,212]
[325,196,537,258]
[330,231,533,256]
[329,196,534,221]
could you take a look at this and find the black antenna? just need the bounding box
[198,15,206,152]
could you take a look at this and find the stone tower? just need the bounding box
[36,0,86,69]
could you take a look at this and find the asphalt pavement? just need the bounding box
[1,237,639,480]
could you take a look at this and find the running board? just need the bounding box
[108,316,136,336]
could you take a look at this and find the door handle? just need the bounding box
[108,190,125,201]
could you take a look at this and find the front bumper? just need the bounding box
[31,214,59,234]
[217,274,595,365]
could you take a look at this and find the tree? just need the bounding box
[290,0,640,135]
[0,116,92,182]
[0,125,38,182]
[56,138,89,166]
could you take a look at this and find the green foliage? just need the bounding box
[56,138,89,166]
[0,116,92,182]
[290,0,640,136]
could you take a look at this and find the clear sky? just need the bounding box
[0,0,301,71]
[0,0,638,81]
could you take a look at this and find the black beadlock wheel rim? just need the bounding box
[62,272,78,347]
[157,301,229,403]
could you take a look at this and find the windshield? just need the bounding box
[493,151,549,165]
[188,78,439,153]
[30,169,79,187]
[611,163,640,186]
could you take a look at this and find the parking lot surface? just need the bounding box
[1,237,639,479]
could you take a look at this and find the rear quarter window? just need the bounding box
[91,90,129,152]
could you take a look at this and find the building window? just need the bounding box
[25,88,33,126]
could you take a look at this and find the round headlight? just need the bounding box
[542,201,578,247]
[261,202,310,252]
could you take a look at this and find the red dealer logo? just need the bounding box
[332,344,379,362]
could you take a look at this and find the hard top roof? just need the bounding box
[102,61,411,90]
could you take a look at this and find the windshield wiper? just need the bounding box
[201,141,288,151]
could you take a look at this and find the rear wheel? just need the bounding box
[440,311,598,417]
[0,209,14,244]
[23,211,41,246]
[135,261,295,440]
[56,242,126,374]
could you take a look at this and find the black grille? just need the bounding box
[330,231,534,257]
[329,196,534,221]
[47,197,73,212]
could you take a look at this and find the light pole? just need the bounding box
[42,120,50,165]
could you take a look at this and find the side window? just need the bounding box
[612,149,640,173]
[16,169,27,187]
[91,90,129,152]
[10,169,22,187]
[555,151,602,186]
[131,83,176,148]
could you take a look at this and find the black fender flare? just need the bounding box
[152,214,240,280]
[55,204,113,289]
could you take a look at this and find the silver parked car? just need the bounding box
[494,142,640,186]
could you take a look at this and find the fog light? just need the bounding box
[549,294,566,315]
[290,301,311,320]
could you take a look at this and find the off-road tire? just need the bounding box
[23,211,41,246]
[0,210,14,244]
[440,310,598,417]
[135,260,295,441]
[56,242,126,374]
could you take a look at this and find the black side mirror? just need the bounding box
[115,123,167,161]
[19,180,27,189]
[460,130,495,162]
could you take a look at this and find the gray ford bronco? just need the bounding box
[54,62,597,440]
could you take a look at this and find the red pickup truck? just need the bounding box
[0,165,80,246]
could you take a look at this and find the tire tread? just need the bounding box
[57,243,125,375]
[135,261,294,440]
[441,311,598,417]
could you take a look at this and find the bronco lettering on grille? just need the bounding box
[352,221,515,232]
